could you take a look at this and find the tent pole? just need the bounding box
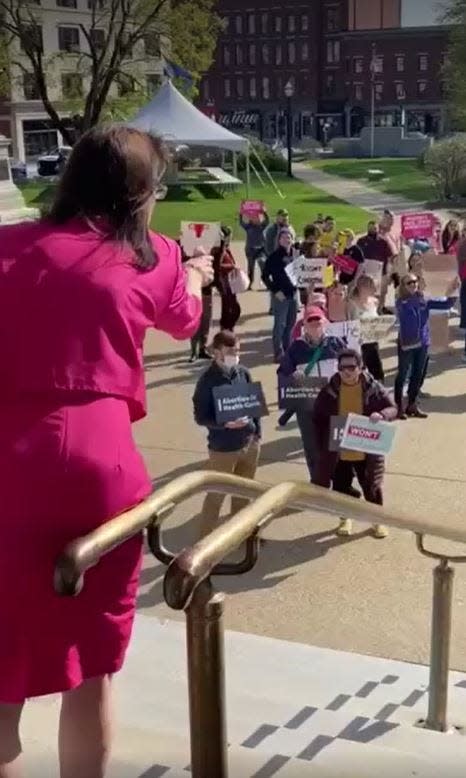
[232,151,238,178]
[245,144,251,196]
[251,145,285,199]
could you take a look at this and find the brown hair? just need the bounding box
[49,126,168,270]
[211,330,238,350]
[398,273,420,299]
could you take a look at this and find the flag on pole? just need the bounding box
[163,60,193,85]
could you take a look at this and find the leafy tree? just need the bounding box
[0,0,221,144]
[442,0,466,128]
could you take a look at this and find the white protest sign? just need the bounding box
[326,320,362,352]
[359,315,396,344]
[287,256,327,288]
[181,221,221,255]
[361,259,383,290]
[307,358,338,379]
[341,413,397,457]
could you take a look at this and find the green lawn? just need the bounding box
[19,174,371,239]
[310,157,436,204]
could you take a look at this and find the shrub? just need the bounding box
[237,141,288,173]
[424,136,466,199]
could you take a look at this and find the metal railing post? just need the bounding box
[426,559,454,732]
[186,579,228,778]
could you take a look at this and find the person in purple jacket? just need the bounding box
[395,273,459,419]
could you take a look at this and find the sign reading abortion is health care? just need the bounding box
[341,413,396,457]
[213,382,268,424]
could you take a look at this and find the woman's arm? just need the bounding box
[156,246,212,340]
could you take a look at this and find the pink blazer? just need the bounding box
[0,218,201,421]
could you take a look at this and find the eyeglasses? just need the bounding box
[306,317,322,324]
[339,364,358,372]
[406,280,418,287]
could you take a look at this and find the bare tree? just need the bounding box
[0,0,221,144]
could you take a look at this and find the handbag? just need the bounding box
[229,267,250,294]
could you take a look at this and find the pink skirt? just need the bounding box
[0,394,151,703]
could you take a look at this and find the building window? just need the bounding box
[235,15,242,34]
[146,74,160,95]
[23,72,40,100]
[353,56,363,74]
[395,82,406,100]
[301,42,309,62]
[417,80,428,96]
[418,54,428,71]
[248,44,256,65]
[262,43,269,65]
[89,28,105,52]
[288,41,296,64]
[374,82,383,101]
[248,14,255,34]
[301,14,309,31]
[261,13,268,34]
[235,44,243,65]
[262,76,270,99]
[288,15,295,32]
[57,0,77,7]
[354,83,363,101]
[87,0,106,8]
[249,76,257,98]
[144,34,160,58]
[275,15,282,32]
[396,55,405,72]
[20,24,43,53]
[275,44,282,65]
[326,40,340,64]
[58,26,80,52]
[372,55,383,74]
[223,45,230,66]
[326,7,340,31]
[237,77,244,98]
[325,73,336,95]
[224,78,231,98]
[116,74,136,96]
[61,72,83,98]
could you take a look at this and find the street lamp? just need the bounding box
[284,79,294,178]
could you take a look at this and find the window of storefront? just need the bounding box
[22,119,59,158]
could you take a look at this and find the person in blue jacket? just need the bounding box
[395,273,458,419]
[278,306,345,481]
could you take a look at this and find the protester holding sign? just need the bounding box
[337,229,364,285]
[395,274,458,419]
[278,307,345,478]
[192,331,261,538]
[313,349,397,539]
[262,229,298,362]
[357,221,396,313]
[348,275,384,381]
[264,209,296,257]
[239,205,269,287]
[212,226,242,332]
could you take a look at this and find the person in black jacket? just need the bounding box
[262,228,298,361]
[192,330,261,538]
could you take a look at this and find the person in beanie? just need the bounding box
[192,330,261,538]
[313,349,397,539]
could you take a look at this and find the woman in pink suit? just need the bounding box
[0,127,212,778]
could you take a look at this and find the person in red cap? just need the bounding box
[278,306,345,480]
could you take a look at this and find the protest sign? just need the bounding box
[329,415,347,452]
[341,413,396,457]
[323,264,335,287]
[331,254,359,276]
[213,382,268,424]
[286,257,327,288]
[359,315,395,344]
[401,212,436,242]
[278,375,327,411]
[181,221,221,256]
[307,358,339,378]
[429,310,450,355]
[361,259,383,291]
[327,320,362,352]
[240,200,264,218]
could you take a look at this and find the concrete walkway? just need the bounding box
[293,162,454,222]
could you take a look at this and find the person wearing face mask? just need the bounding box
[278,306,345,480]
[192,330,261,538]
[262,228,298,362]
[313,349,397,539]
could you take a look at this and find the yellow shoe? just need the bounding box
[373,524,388,539]
[337,518,353,537]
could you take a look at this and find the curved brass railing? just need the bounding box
[55,472,466,778]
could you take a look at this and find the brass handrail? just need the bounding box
[164,478,466,610]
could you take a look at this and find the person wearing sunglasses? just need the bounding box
[395,273,458,419]
[313,349,397,539]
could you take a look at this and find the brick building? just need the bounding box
[200,0,449,142]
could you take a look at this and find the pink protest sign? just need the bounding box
[331,254,359,275]
[401,212,436,241]
[240,200,264,218]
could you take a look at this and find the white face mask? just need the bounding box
[224,354,239,369]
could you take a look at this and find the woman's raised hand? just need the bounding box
[186,246,214,287]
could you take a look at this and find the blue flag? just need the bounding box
[163,60,193,84]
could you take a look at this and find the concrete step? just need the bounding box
[21,614,466,776]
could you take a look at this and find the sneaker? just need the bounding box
[419,390,431,399]
[373,524,388,539]
[406,404,428,419]
[188,354,197,364]
[397,408,407,420]
[198,349,211,360]
[336,518,353,537]
[347,486,362,499]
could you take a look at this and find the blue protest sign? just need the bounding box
[213,382,268,424]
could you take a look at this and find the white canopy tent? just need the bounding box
[130,80,250,190]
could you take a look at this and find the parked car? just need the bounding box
[37,146,72,177]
